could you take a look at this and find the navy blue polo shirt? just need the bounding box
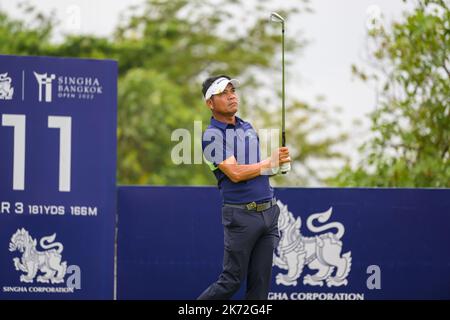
[202,116,273,204]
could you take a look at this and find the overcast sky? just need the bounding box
[0,0,415,166]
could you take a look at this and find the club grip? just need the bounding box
[281,132,289,174]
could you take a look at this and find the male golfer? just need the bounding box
[198,75,291,300]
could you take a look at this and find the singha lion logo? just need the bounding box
[0,72,14,100]
[9,228,67,284]
[273,201,352,287]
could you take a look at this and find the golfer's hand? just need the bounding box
[279,147,291,164]
[270,147,291,168]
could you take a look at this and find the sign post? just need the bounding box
[0,55,117,299]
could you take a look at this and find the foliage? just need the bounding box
[330,0,449,187]
[1,0,349,186]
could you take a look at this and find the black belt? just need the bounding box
[224,198,277,212]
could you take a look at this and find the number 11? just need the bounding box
[1,114,72,192]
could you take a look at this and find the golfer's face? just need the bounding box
[212,83,238,115]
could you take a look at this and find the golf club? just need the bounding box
[270,12,291,174]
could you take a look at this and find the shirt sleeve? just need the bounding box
[202,128,234,171]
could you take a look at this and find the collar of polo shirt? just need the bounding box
[204,77,240,100]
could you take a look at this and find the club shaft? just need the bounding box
[281,23,285,147]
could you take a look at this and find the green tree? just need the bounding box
[331,0,449,187]
[0,2,54,55]
[113,0,343,186]
[1,0,348,186]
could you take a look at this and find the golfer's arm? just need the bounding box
[218,156,271,183]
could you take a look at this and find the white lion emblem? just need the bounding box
[9,228,67,284]
[273,201,352,287]
[0,72,14,100]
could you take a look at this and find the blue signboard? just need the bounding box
[0,55,117,299]
[117,186,450,300]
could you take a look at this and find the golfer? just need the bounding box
[198,75,291,300]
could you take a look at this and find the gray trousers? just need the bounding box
[198,203,280,300]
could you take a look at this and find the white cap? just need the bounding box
[204,77,240,100]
